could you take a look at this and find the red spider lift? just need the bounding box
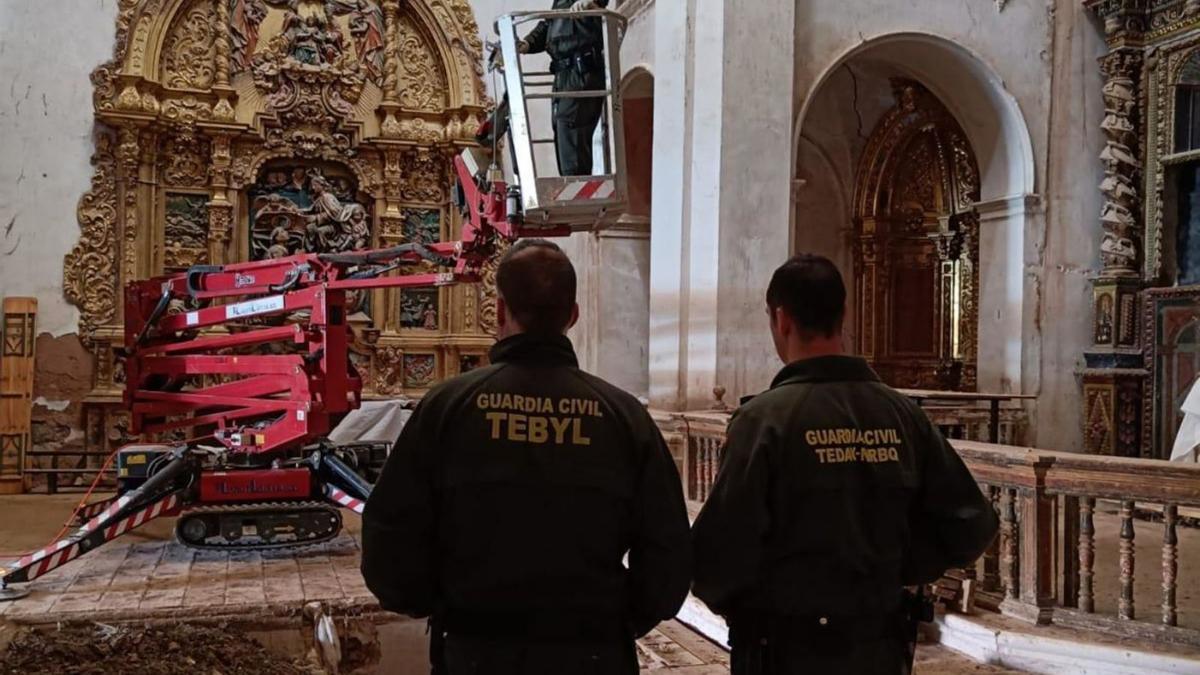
[0,7,628,600]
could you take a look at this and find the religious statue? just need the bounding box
[340,0,386,78]
[250,167,371,260]
[267,219,294,259]
[230,0,269,73]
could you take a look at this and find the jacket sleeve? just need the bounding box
[903,414,1000,585]
[523,20,549,54]
[627,416,693,637]
[690,409,772,617]
[361,400,438,618]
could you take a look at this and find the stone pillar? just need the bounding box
[1082,3,1147,457]
[649,0,796,409]
[586,223,651,398]
[648,0,693,409]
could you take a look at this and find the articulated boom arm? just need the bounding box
[123,154,547,461]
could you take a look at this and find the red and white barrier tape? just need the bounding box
[326,486,365,515]
[18,494,179,582]
[552,178,615,202]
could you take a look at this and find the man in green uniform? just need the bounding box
[477,0,610,176]
[362,240,691,675]
[691,254,999,675]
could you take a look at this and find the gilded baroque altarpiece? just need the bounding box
[63,0,501,422]
[1084,1,1200,457]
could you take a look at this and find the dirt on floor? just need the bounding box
[0,622,321,675]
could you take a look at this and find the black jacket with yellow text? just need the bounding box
[361,333,691,638]
[691,355,999,619]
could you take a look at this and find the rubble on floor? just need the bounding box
[0,622,319,675]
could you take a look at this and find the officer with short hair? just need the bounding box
[691,254,1000,675]
[362,239,691,675]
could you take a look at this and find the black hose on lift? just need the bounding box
[320,243,456,271]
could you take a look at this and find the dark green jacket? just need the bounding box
[362,333,691,638]
[523,0,609,58]
[691,356,999,619]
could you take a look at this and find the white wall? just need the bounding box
[0,0,118,336]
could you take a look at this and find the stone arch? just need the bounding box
[793,32,1037,394]
[795,32,1035,202]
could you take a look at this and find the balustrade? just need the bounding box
[658,410,1200,646]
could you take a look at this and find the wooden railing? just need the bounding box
[656,411,1200,646]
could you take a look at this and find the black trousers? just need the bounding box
[551,66,605,176]
[442,634,638,675]
[728,618,910,675]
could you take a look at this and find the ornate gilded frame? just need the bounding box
[851,79,981,390]
[63,0,499,405]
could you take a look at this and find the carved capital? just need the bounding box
[1085,1,1148,44]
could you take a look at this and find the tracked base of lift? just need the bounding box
[176,502,344,551]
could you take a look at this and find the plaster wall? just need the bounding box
[0,0,119,337]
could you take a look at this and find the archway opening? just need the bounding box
[794,34,1035,394]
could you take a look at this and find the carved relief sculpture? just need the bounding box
[1081,1,1200,457]
[62,0,493,420]
[1099,51,1143,276]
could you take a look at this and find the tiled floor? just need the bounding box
[0,494,1020,672]
[1,534,374,623]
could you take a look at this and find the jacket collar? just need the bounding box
[770,355,881,389]
[488,333,579,368]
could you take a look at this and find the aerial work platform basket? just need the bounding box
[492,9,629,230]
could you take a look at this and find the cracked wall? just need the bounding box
[0,0,118,337]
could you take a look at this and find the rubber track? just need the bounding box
[175,500,343,551]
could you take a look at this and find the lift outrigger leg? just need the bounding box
[318,451,373,515]
[0,447,194,596]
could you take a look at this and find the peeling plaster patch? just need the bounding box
[1054,263,1095,277]
[33,397,71,412]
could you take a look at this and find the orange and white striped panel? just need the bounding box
[551,178,616,202]
[326,486,365,515]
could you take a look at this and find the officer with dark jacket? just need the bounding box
[478,0,610,176]
[691,254,1000,675]
[362,239,691,675]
